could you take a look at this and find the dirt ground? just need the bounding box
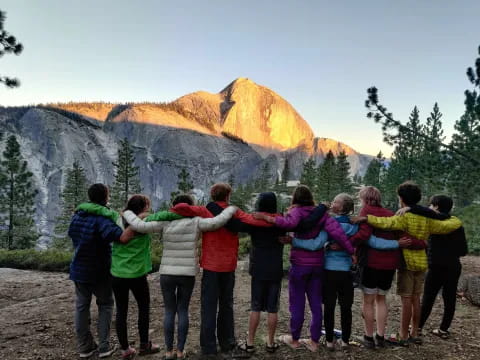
[1,257,479,360]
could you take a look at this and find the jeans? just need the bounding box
[323,270,354,343]
[112,275,150,350]
[200,270,236,355]
[288,264,323,342]
[74,278,114,353]
[160,275,195,352]
[420,263,462,331]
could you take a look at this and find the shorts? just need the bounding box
[250,277,281,313]
[396,269,426,296]
[361,267,395,296]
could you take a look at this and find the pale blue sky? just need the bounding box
[1,0,479,156]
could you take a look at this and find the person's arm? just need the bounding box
[198,206,238,231]
[398,234,427,250]
[292,231,329,251]
[342,223,359,236]
[119,227,137,243]
[295,204,328,232]
[428,216,463,235]
[147,210,184,222]
[349,223,373,247]
[123,210,170,234]
[366,214,407,231]
[323,216,354,254]
[272,209,303,230]
[367,235,400,250]
[98,218,124,243]
[405,205,450,220]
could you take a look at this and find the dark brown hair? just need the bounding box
[335,193,355,215]
[88,183,109,206]
[397,181,422,206]
[124,194,151,215]
[292,185,315,206]
[429,195,453,214]
[210,183,232,202]
[172,194,195,206]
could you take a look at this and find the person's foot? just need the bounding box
[362,335,375,349]
[326,341,335,352]
[339,339,350,351]
[375,334,385,348]
[177,350,188,359]
[139,341,160,356]
[79,343,98,358]
[277,334,300,350]
[164,349,175,360]
[99,344,117,358]
[121,347,137,360]
[299,338,318,352]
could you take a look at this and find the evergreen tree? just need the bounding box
[110,138,141,210]
[281,158,290,189]
[352,173,363,186]
[363,151,385,189]
[228,173,235,188]
[300,157,317,194]
[170,167,194,200]
[52,161,88,249]
[0,135,38,249]
[317,151,336,201]
[254,162,271,191]
[0,10,24,87]
[334,151,354,194]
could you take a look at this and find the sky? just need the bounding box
[1,0,479,156]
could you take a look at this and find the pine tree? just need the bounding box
[52,161,88,249]
[317,151,336,201]
[300,157,317,194]
[110,138,141,210]
[363,151,385,189]
[334,151,354,194]
[228,173,235,188]
[0,10,24,87]
[0,135,38,249]
[281,158,290,189]
[254,162,271,192]
[170,167,194,200]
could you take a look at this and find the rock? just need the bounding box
[458,275,480,306]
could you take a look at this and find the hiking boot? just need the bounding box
[362,335,375,349]
[99,344,117,358]
[375,334,386,348]
[139,341,160,356]
[79,343,98,358]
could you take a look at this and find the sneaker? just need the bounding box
[80,344,98,358]
[375,334,385,348]
[362,335,375,349]
[139,341,160,356]
[326,341,335,352]
[99,344,117,358]
[339,339,350,351]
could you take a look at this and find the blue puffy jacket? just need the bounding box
[68,210,123,283]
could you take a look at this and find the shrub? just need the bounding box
[238,234,251,257]
[0,249,72,272]
[455,204,480,254]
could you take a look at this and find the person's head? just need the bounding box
[124,194,151,215]
[397,181,422,207]
[291,185,314,206]
[172,194,195,206]
[331,193,354,215]
[210,183,232,203]
[358,186,382,207]
[255,192,277,214]
[88,183,109,206]
[429,195,453,214]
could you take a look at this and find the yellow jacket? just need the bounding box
[367,213,462,271]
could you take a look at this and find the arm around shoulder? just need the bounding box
[123,210,169,234]
[198,206,238,231]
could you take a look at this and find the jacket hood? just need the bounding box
[255,192,277,214]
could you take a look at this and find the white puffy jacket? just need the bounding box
[122,206,237,276]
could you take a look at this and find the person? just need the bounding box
[255,185,354,352]
[68,183,124,358]
[236,192,286,355]
[170,183,271,359]
[110,195,178,359]
[122,194,238,360]
[352,181,463,346]
[407,196,468,339]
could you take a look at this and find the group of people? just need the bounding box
[68,180,467,359]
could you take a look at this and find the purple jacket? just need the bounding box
[275,206,354,266]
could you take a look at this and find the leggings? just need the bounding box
[112,275,150,350]
[160,275,195,352]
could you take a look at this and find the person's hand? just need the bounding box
[398,237,412,248]
[321,201,331,209]
[138,212,150,219]
[328,243,342,251]
[279,235,292,244]
[395,207,411,216]
[252,212,267,220]
[352,254,358,265]
[350,216,368,224]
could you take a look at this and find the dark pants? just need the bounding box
[160,275,195,352]
[323,270,353,343]
[200,270,236,355]
[74,278,114,354]
[112,275,150,350]
[420,263,462,331]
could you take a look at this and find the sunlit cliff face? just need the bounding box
[49,78,357,155]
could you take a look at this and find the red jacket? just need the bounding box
[171,201,271,272]
[350,204,400,270]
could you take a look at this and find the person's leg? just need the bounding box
[265,280,281,346]
[305,267,323,344]
[411,271,426,338]
[361,267,379,340]
[440,263,461,332]
[200,270,220,355]
[288,265,308,346]
[267,313,278,346]
[248,277,264,347]
[400,296,413,340]
[93,276,114,353]
[74,282,96,354]
[338,272,354,343]
[217,271,236,352]
[160,275,178,356]
[248,312,261,346]
[130,275,151,347]
[363,294,376,337]
[419,267,442,329]
[375,295,387,337]
[397,269,413,340]
[176,276,195,355]
[112,277,131,351]
[323,270,337,344]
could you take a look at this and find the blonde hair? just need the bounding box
[358,186,382,207]
[334,193,354,215]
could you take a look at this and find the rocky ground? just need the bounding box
[1,257,479,360]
